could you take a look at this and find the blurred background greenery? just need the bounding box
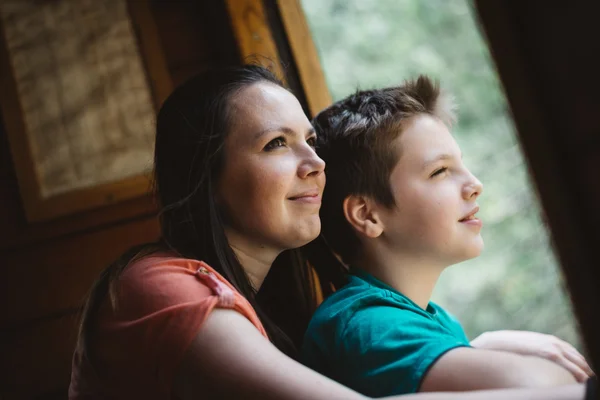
[300,0,582,348]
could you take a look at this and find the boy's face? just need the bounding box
[377,113,484,267]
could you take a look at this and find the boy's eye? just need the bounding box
[264,137,286,151]
[307,136,318,148]
[430,167,448,178]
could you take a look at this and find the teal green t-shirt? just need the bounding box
[301,269,471,397]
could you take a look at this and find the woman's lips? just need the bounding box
[288,191,321,204]
[289,194,321,204]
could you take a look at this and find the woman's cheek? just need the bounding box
[244,160,293,207]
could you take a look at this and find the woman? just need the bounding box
[69,65,587,399]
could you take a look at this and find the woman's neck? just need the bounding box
[224,228,280,290]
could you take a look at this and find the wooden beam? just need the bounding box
[224,0,285,80]
[127,0,174,109]
[276,0,332,116]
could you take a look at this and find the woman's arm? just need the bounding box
[172,309,364,400]
[420,346,575,392]
[172,309,585,400]
[471,330,593,382]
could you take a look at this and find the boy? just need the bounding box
[302,76,591,396]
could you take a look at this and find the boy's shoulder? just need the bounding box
[302,270,471,396]
[307,270,468,346]
[309,272,436,336]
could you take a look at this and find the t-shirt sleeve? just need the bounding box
[339,304,470,396]
[95,258,223,397]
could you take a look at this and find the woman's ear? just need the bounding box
[342,195,384,239]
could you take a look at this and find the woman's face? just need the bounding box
[217,82,325,255]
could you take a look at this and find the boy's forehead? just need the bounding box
[396,114,459,165]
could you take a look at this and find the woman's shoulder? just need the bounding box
[108,252,234,318]
[116,252,258,322]
[123,251,210,276]
[107,250,267,336]
[72,254,254,399]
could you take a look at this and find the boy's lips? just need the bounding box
[459,206,482,227]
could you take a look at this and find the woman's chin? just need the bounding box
[287,220,322,249]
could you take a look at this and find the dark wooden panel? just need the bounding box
[579,152,600,229]
[151,0,239,72]
[169,64,215,88]
[509,4,600,151]
[151,0,214,70]
[474,0,600,371]
[0,313,78,399]
[0,216,159,327]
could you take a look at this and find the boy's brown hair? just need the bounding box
[313,75,456,264]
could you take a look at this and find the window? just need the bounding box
[300,0,581,347]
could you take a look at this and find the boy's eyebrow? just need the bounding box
[422,153,462,170]
[254,126,316,141]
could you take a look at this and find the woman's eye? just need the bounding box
[264,137,286,151]
[430,167,448,178]
[307,136,318,148]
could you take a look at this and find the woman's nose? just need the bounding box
[298,147,326,179]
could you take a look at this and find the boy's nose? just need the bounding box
[463,176,483,200]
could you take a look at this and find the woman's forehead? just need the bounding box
[228,83,309,136]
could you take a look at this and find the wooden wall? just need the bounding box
[0,1,240,398]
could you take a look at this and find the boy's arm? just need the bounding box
[419,346,576,392]
[331,304,583,395]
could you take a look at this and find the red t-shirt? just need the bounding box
[69,254,268,399]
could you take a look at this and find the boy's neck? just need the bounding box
[357,249,445,310]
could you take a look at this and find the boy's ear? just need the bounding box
[342,195,384,239]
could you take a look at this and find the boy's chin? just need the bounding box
[464,240,484,260]
[449,238,484,263]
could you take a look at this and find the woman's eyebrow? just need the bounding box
[253,126,315,141]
